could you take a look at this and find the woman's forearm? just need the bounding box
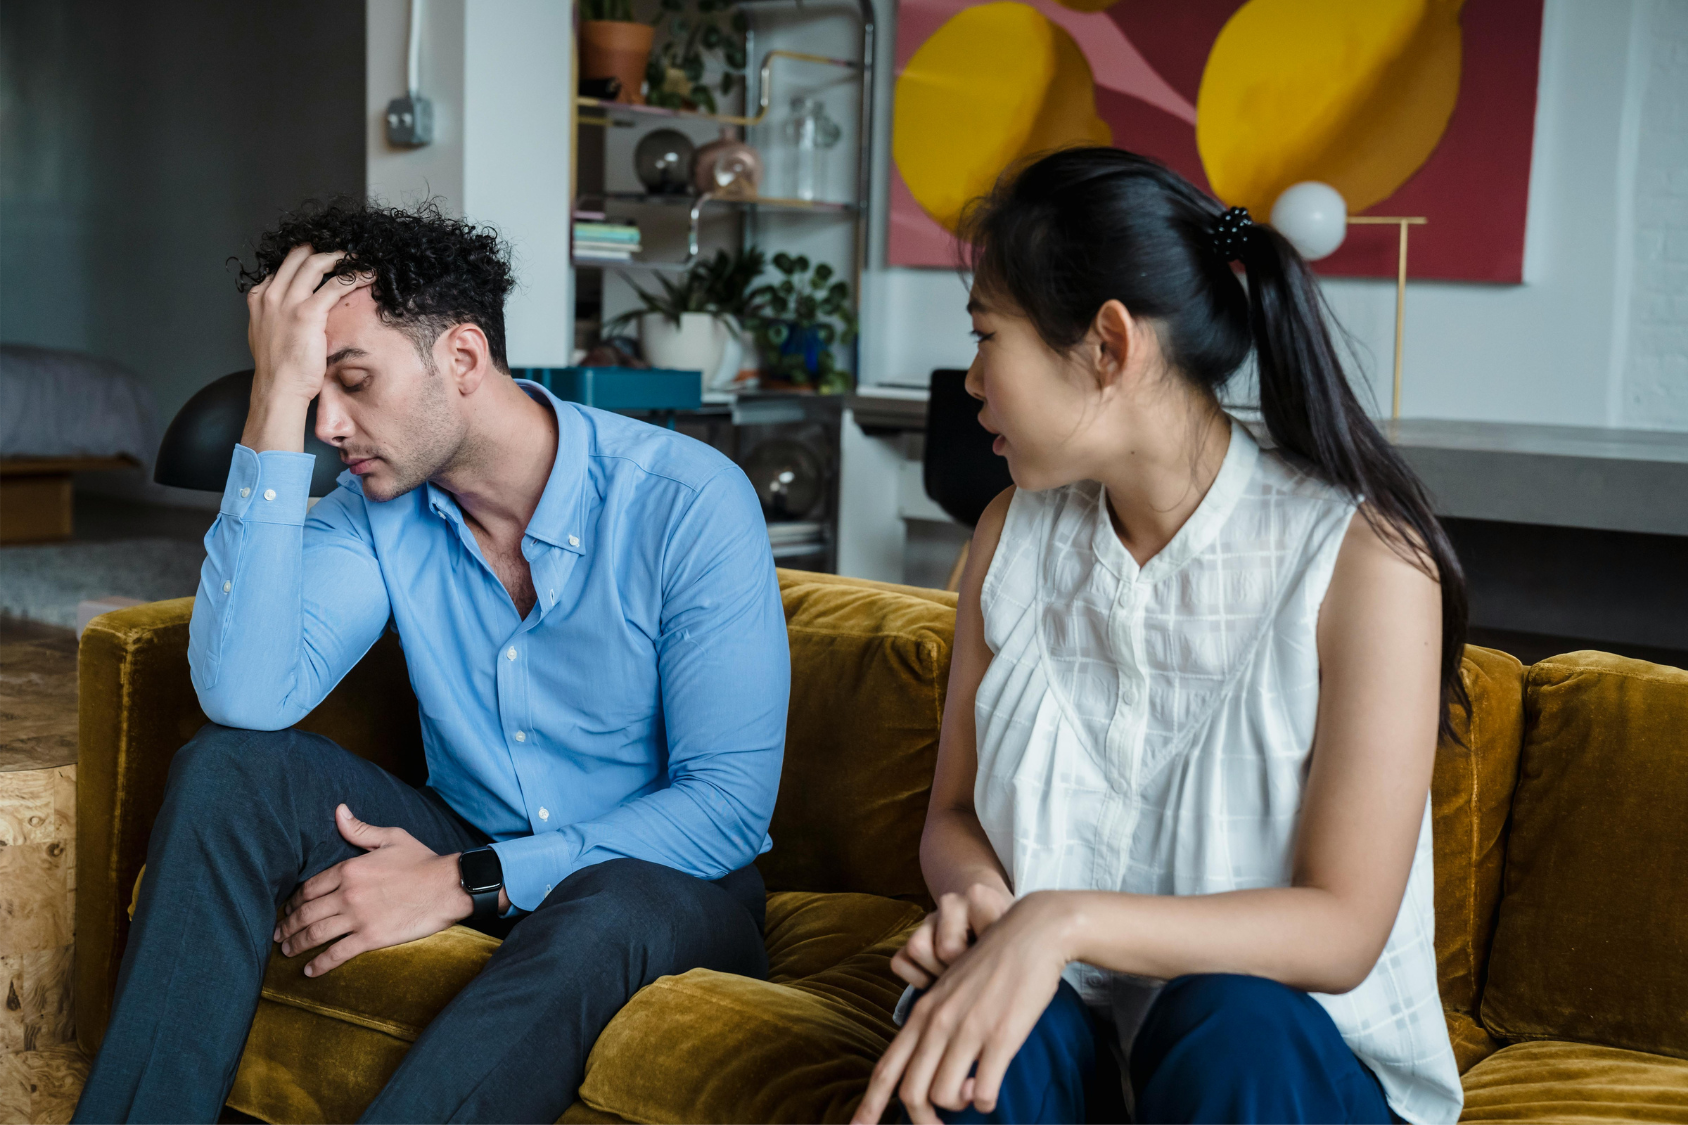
[919,807,1013,903]
[1039,885,1387,996]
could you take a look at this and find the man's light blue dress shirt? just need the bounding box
[188,380,789,911]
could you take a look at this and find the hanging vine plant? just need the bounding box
[645,0,749,114]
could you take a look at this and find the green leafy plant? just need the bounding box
[742,253,856,394]
[604,247,766,331]
[580,0,638,21]
[645,0,749,114]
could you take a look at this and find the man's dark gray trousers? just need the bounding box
[73,723,768,1124]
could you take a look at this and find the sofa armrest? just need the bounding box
[75,598,421,1055]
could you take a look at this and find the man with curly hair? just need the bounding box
[75,201,789,1123]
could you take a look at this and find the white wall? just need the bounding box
[1615,0,1688,428]
[856,0,1688,433]
[366,0,575,367]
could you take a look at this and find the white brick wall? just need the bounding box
[1620,0,1688,429]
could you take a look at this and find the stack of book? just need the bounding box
[574,220,641,263]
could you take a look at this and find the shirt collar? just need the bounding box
[517,379,589,555]
[423,379,589,558]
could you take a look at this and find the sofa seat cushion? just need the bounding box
[569,890,926,1124]
[1459,1040,1688,1122]
[227,923,501,1123]
[225,891,924,1124]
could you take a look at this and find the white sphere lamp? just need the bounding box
[1270,181,1348,261]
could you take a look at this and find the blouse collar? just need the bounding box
[1090,417,1260,584]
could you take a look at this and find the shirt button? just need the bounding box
[222,581,232,593]
[538,807,550,820]
[568,535,579,547]
[514,730,526,742]
[506,647,517,661]
[239,487,250,498]
[263,489,276,501]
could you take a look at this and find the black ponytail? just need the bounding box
[960,147,1470,744]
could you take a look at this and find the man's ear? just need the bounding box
[436,322,495,394]
[1092,299,1137,390]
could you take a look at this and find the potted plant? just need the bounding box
[605,248,766,392]
[580,0,656,105]
[645,0,748,114]
[742,253,856,394]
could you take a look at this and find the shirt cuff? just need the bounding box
[220,444,315,525]
[489,831,581,913]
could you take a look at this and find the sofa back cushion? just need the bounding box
[759,572,957,907]
[1430,645,1527,1071]
[1481,652,1688,1060]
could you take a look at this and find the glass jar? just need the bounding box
[783,96,842,202]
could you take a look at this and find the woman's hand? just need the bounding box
[891,881,1015,988]
[855,891,1075,1125]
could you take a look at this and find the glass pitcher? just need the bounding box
[784,96,842,202]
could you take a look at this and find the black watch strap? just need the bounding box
[458,846,504,922]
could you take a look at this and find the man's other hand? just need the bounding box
[274,803,476,977]
[242,244,370,453]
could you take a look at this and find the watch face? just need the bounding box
[459,848,503,894]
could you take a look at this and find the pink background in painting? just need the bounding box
[888,0,1543,283]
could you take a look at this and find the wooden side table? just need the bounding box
[1,618,89,1122]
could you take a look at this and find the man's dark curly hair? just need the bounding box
[236,197,515,370]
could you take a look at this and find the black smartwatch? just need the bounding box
[458,846,504,922]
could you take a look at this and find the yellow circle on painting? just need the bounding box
[895,2,1112,233]
[1196,0,1463,217]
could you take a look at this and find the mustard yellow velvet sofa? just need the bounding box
[76,570,1688,1122]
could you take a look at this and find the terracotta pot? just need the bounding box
[580,21,654,105]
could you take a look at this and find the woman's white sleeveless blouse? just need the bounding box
[974,420,1462,1123]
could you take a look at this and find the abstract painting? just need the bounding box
[890,0,1543,282]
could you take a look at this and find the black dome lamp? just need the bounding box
[154,370,344,496]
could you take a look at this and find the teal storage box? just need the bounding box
[516,366,702,411]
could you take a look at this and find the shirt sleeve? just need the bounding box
[490,465,789,910]
[189,444,392,730]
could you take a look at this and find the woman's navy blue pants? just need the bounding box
[937,974,1398,1124]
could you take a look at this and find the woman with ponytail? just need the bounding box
[852,149,1467,1125]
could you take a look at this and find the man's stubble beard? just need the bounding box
[358,367,466,502]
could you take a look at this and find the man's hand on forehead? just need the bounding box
[241,244,373,453]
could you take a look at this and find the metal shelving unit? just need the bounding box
[571,26,874,295]
[567,0,874,572]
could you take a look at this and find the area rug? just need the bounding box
[0,539,203,629]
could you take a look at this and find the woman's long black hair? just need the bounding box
[960,147,1469,743]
